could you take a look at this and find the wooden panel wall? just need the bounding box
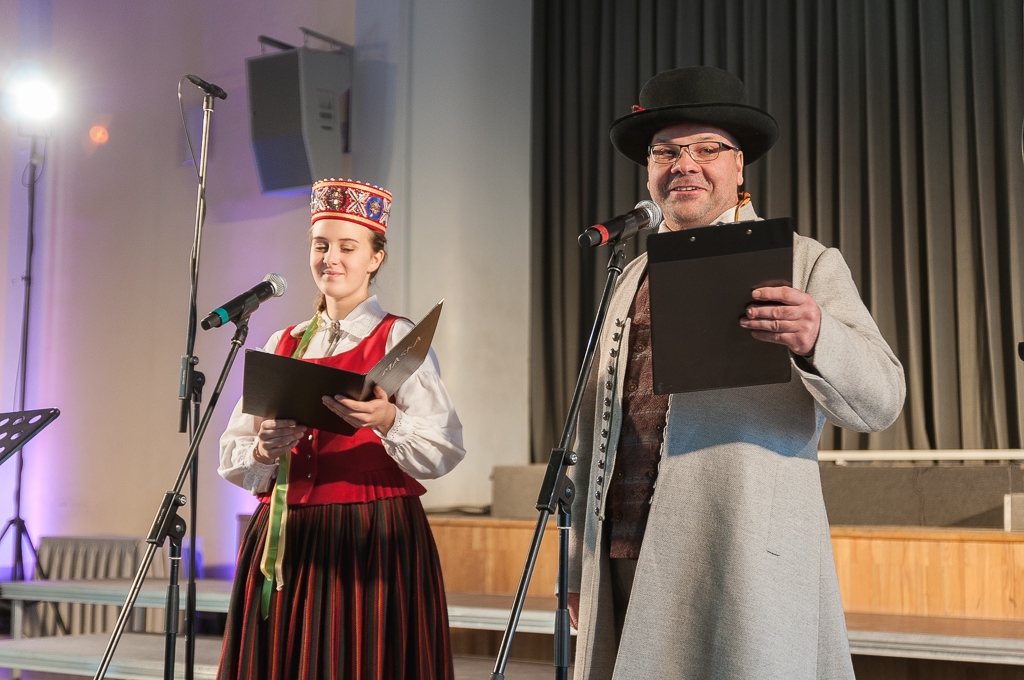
[428,516,558,597]
[832,526,1024,621]
[432,516,1024,623]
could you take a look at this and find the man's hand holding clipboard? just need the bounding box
[740,285,822,357]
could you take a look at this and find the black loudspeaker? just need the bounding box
[246,45,352,195]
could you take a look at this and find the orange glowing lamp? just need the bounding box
[89,125,109,145]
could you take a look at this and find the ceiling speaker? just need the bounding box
[246,45,352,195]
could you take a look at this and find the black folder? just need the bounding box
[646,218,795,395]
[242,300,443,435]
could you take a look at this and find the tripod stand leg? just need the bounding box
[0,520,71,637]
[12,604,21,680]
[17,525,71,636]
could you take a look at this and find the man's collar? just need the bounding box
[731,200,759,222]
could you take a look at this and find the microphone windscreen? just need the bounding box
[635,199,663,229]
[263,273,287,297]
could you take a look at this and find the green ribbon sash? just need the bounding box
[258,315,319,619]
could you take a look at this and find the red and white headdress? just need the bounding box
[310,178,391,233]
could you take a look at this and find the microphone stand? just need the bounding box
[490,242,629,679]
[93,319,250,680]
[177,89,216,680]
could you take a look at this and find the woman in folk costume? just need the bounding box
[217,178,465,680]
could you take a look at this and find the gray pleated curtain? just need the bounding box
[530,0,1024,459]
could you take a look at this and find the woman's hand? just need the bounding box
[322,386,397,435]
[254,419,306,464]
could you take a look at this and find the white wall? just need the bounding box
[0,0,20,415]
[0,0,532,573]
[394,0,533,507]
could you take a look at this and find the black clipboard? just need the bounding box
[242,300,443,435]
[646,217,795,395]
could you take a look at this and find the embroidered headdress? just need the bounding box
[310,178,391,233]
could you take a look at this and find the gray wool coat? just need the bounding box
[568,205,906,679]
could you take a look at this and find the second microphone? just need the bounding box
[201,273,287,330]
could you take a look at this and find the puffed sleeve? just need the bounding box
[794,247,906,432]
[374,319,466,478]
[217,330,285,493]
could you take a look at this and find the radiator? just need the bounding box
[24,536,171,637]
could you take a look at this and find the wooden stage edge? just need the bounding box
[831,524,1024,622]
[429,516,1024,624]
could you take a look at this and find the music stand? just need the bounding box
[0,408,69,635]
[0,408,59,469]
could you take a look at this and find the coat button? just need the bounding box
[597,476,603,485]
[605,381,613,390]
[306,473,312,479]
[597,460,605,469]
[599,444,606,452]
[604,397,611,406]
[615,318,624,327]
[612,333,621,341]
[601,429,608,437]
[607,365,614,374]
[307,434,313,441]
[307,454,312,459]
[609,348,618,357]
[602,412,610,421]
[595,491,601,500]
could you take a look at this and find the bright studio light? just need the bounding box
[9,76,59,122]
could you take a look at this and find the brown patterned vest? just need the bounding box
[606,272,670,559]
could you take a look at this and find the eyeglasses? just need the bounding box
[648,141,740,164]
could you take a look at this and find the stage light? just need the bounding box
[7,74,59,123]
[89,125,109,145]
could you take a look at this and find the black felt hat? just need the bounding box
[610,66,779,166]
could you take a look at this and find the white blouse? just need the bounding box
[218,295,465,495]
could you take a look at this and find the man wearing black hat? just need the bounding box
[567,67,905,679]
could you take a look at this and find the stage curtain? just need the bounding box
[530,0,1024,457]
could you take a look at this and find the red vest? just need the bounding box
[258,314,427,506]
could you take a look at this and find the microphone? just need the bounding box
[201,273,286,330]
[186,74,227,100]
[579,200,663,247]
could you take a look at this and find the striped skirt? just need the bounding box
[217,496,454,680]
